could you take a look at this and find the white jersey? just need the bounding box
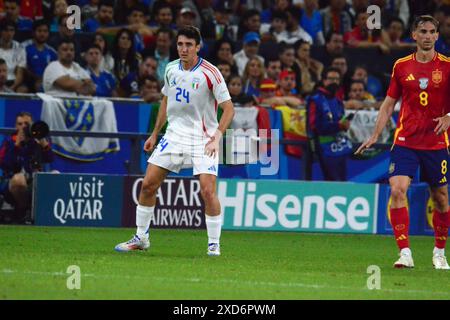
[161,57,231,145]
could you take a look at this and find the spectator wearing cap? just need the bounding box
[233,31,265,77]
[242,56,265,99]
[21,19,57,93]
[0,19,26,92]
[276,69,300,99]
[0,0,33,32]
[277,6,312,44]
[201,1,237,41]
[83,0,115,33]
[176,7,196,29]
[258,78,302,108]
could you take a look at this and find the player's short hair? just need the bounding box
[32,19,49,31]
[412,15,439,31]
[177,26,201,45]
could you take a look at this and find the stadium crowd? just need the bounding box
[0,0,447,105]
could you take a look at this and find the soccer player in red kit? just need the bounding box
[356,15,450,269]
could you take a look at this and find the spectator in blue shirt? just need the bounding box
[260,0,291,24]
[22,19,57,92]
[435,15,450,56]
[85,44,117,97]
[1,0,33,32]
[83,0,115,33]
[300,0,325,45]
[119,55,157,97]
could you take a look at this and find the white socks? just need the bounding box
[434,247,445,256]
[136,205,154,238]
[206,214,222,244]
[400,248,412,256]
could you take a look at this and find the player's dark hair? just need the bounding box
[412,15,439,31]
[32,19,49,32]
[177,26,201,45]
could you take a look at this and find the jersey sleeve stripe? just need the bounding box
[202,60,222,83]
[202,71,213,90]
[391,54,413,77]
[201,62,221,84]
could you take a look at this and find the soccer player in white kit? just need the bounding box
[115,26,235,256]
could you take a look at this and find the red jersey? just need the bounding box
[387,52,450,150]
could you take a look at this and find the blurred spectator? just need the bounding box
[216,60,232,82]
[175,7,197,29]
[261,10,287,43]
[233,31,264,76]
[83,0,115,33]
[307,67,352,181]
[181,0,215,30]
[320,0,352,36]
[42,39,95,96]
[386,17,416,50]
[276,69,300,98]
[348,0,369,22]
[433,5,450,27]
[316,31,344,67]
[351,64,383,100]
[114,0,139,25]
[260,0,290,24]
[1,0,32,32]
[49,14,83,64]
[209,38,238,74]
[0,20,26,92]
[19,0,43,20]
[371,0,407,28]
[330,54,350,100]
[238,9,261,40]
[300,0,325,45]
[93,32,114,73]
[436,15,450,56]
[277,6,312,44]
[22,19,57,93]
[0,58,13,92]
[85,44,117,97]
[143,27,173,85]
[151,1,175,29]
[344,11,391,54]
[265,57,282,83]
[0,111,54,223]
[50,0,68,32]
[227,74,254,106]
[294,39,323,96]
[242,56,265,98]
[258,77,302,108]
[344,79,380,110]
[278,42,301,95]
[138,75,161,102]
[202,1,237,41]
[119,55,156,97]
[111,28,141,83]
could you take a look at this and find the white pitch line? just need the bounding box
[1,268,449,297]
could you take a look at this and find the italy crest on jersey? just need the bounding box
[192,77,200,90]
[419,78,429,90]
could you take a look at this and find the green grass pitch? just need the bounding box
[0,225,449,300]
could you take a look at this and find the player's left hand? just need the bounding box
[205,132,222,158]
[433,114,450,135]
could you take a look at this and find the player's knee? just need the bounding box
[200,185,216,203]
[140,178,159,197]
[390,185,408,201]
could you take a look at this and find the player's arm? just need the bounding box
[205,99,235,157]
[354,96,396,154]
[144,95,167,152]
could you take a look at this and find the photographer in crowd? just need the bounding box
[0,112,54,223]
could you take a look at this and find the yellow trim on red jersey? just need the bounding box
[391,54,413,77]
[438,53,450,62]
[445,131,449,148]
[391,109,405,151]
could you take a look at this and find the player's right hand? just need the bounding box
[143,134,157,153]
[354,135,378,155]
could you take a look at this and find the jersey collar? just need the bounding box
[178,57,203,72]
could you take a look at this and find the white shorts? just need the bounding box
[148,135,218,176]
